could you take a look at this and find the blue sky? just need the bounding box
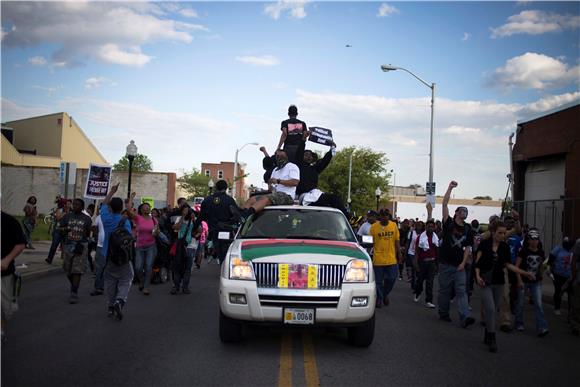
[2,1,579,200]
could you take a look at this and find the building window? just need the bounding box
[205,170,210,177]
[218,170,223,179]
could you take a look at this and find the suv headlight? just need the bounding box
[343,259,369,283]
[229,256,255,280]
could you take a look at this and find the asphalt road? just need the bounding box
[2,264,578,387]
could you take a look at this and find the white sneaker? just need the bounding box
[426,302,436,309]
[554,309,562,316]
[413,295,420,303]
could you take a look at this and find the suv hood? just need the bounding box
[236,239,369,262]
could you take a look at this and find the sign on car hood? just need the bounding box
[241,239,368,261]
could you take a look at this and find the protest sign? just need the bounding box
[141,196,155,209]
[308,127,334,146]
[83,163,112,200]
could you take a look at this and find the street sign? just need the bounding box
[59,162,66,184]
[426,182,436,195]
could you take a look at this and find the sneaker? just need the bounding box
[107,306,115,318]
[170,287,178,295]
[45,258,53,264]
[516,325,525,331]
[440,315,452,322]
[182,288,191,294]
[426,302,436,309]
[375,300,382,309]
[468,305,473,311]
[113,301,124,321]
[461,317,475,329]
[413,295,420,303]
[398,276,403,281]
[554,309,562,316]
[383,296,390,306]
[69,293,79,304]
[537,329,549,337]
[143,288,150,296]
[90,290,103,296]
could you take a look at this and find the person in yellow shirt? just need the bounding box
[370,209,402,308]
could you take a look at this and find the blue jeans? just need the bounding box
[374,264,398,302]
[135,244,157,288]
[438,263,470,322]
[94,247,106,291]
[515,282,548,333]
[47,230,63,262]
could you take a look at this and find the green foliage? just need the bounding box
[178,168,211,199]
[473,195,493,200]
[318,146,391,215]
[113,154,153,172]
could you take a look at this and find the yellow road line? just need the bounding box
[278,333,293,387]
[302,332,320,387]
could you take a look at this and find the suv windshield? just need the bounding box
[239,208,357,242]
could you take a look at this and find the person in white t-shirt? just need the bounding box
[90,209,107,296]
[231,149,300,222]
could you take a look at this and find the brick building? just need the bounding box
[201,161,248,200]
[512,101,580,249]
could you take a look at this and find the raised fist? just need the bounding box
[449,181,458,189]
[259,146,266,152]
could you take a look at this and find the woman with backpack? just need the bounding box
[171,206,199,294]
[134,203,158,296]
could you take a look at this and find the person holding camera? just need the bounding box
[475,221,535,353]
[58,198,92,304]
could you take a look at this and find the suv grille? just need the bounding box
[253,263,346,290]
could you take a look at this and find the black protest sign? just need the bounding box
[308,127,334,146]
[84,163,112,199]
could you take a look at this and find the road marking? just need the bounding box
[278,333,292,387]
[302,332,320,387]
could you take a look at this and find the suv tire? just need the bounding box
[219,311,242,343]
[347,314,375,347]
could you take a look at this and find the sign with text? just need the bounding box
[426,181,436,195]
[308,127,334,146]
[141,196,155,209]
[83,163,112,200]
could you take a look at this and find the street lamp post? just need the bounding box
[381,64,436,196]
[126,140,138,201]
[233,142,259,199]
[208,179,214,196]
[347,150,353,207]
[375,187,381,211]
[390,169,396,216]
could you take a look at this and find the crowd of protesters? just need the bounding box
[2,104,579,349]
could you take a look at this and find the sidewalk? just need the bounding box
[16,241,62,279]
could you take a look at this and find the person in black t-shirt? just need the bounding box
[475,221,535,353]
[437,181,475,328]
[514,228,549,336]
[276,105,308,164]
[1,211,27,342]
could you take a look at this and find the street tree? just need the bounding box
[178,168,211,199]
[473,195,493,200]
[113,154,153,172]
[318,146,390,215]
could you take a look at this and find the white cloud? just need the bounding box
[32,85,62,97]
[377,3,399,18]
[179,8,198,18]
[462,32,471,41]
[235,55,280,66]
[27,56,47,66]
[1,98,51,121]
[1,2,208,67]
[84,77,116,89]
[486,52,580,90]
[491,10,580,38]
[264,1,308,20]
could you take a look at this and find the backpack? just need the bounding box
[107,217,134,265]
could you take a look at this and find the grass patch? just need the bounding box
[13,216,52,241]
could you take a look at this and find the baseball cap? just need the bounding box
[366,210,378,217]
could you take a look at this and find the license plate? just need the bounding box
[283,308,315,325]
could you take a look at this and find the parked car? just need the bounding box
[219,206,376,346]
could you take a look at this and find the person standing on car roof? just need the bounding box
[200,180,237,265]
[276,105,309,165]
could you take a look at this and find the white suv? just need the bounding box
[219,206,376,346]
